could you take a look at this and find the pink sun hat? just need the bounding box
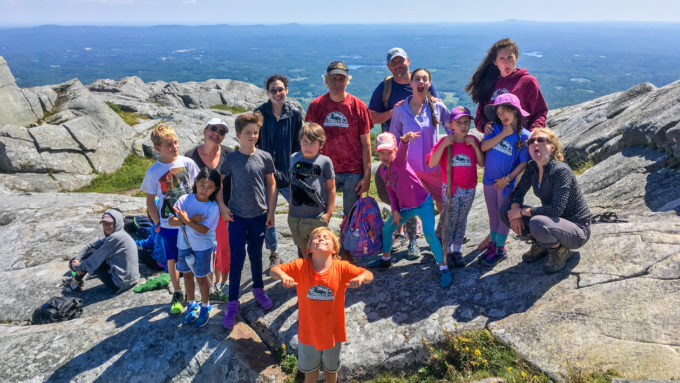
[483,93,530,121]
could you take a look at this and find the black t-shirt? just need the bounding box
[185,145,232,203]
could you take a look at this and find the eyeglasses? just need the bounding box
[268,87,286,94]
[208,125,227,135]
[528,137,551,145]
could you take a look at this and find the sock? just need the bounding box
[439,265,448,271]
[453,244,461,253]
[490,232,498,245]
[381,255,391,261]
[201,303,210,308]
[496,234,508,247]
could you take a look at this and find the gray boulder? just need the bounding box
[0,57,40,127]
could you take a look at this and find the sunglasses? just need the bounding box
[208,125,227,135]
[268,87,286,94]
[527,137,551,145]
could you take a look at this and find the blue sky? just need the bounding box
[1,0,680,26]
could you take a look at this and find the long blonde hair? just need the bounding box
[530,128,564,161]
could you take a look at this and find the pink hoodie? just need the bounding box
[474,68,548,133]
[378,140,430,213]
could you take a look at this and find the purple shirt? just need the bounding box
[379,140,430,212]
[389,96,450,173]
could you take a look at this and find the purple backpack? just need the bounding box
[340,196,384,257]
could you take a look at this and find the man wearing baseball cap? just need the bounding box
[368,47,441,133]
[305,61,372,217]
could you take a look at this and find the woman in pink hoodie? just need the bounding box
[465,38,548,135]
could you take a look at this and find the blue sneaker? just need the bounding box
[183,301,200,324]
[439,268,452,288]
[195,304,212,328]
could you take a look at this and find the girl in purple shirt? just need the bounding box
[367,131,452,289]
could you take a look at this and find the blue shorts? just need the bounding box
[176,248,213,278]
[158,227,179,262]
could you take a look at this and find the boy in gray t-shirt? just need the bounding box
[288,123,336,258]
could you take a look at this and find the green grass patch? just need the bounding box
[106,102,151,126]
[76,154,154,195]
[210,104,248,114]
[572,160,595,176]
[36,107,58,125]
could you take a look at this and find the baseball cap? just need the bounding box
[100,213,115,223]
[483,92,530,121]
[386,47,408,65]
[326,61,349,76]
[450,106,472,121]
[375,132,397,152]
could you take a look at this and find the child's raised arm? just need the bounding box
[346,269,374,289]
[270,265,298,288]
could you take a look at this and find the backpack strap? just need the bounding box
[382,76,393,109]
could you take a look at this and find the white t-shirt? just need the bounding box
[140,156,200,229]
[173,194,219,251]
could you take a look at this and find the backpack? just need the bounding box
[340,196,384,257]
[124,215,153,240]
[32,296,84,324]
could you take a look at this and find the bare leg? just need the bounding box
[304,369,319,383]
[196,276,210,305]
[183,271,195,301]
[167,259,181,291]
[324,370,337,383]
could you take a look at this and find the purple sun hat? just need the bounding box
[483,93,530,122]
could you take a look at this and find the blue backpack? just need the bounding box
[340,196,384,257]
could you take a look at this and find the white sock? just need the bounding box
[453,244,461,252]
[381,255,391,261]
[201,303,210,308]
[439,265,448,271]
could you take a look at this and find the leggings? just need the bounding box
[483,184,512,236]
[228,214,267,301]
[499,203,591,249]
[441,185,476,253]
[381,195,444,264]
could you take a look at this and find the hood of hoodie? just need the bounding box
[105,209,125,236]
[497,68,529,84]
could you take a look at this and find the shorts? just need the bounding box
[159,227,179,262]
[288,215,329,250]
[297,342,342,374]
[176,248,213,278]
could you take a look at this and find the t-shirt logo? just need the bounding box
[493,139,514,156]
[452,154,472,167]
[490,88,509,102]
[324,111,349,128]
[307,285,334,301]
[158,167,192,218]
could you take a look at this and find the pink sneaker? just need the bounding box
[253,288,273,310]
[222,300,239,329]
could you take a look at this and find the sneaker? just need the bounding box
[391,233,408,252]
[222,300,239,329]
[269,251,281,268]
[194,304,212,328]
[479,242,497,259]
[447,251,466,268]
[439,269,453,288]
[543,246,572,274]
[183,301,200,324]
[253,287,273,310]
[170,291,184,315]
[522,242,548,263]
[367,258,391,268]
[406,240,421,260]
[480,244,506,267]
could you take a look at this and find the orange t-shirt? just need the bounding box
[278,258,365,350]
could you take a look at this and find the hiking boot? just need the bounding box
[194,304,212,328]
[543,245,572,274]
[522,242,548,263]
[269,251,281,268]
[447,251,466,268]
[440,268,453,288]
[253,287,273,310]
[406,240,421,260]
[391,233,408,252]
[480,244,506,267]
[367,258,391,268]
[183,301,200,324]
[479,242,496,259]
[222,300,239,329]
[170,291,184,315]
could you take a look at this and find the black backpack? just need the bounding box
[32,296,84,324]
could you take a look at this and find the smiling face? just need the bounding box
[194,177,218,202]
[494,47,517,78]
[528,131,555,165]
[267,79,288,107]
[309,229,337,256]
[236,123,260,150]
[102,221,115,236]
[156,137,179,162]
[388,56,410,80]
[410,69,431,97]
[496,104,519,128]
[204,124,227,145]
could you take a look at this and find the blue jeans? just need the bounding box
[264,187,290,252]
[228,214,267,301]
[381,195,444,264]
[335,173,362,217]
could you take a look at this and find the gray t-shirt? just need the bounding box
[219,149,275,218]
[289,152,335,218]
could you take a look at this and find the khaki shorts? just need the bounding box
[297,342,342,374]
[288,215,329,251]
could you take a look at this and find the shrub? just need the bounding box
[76,154,154,194]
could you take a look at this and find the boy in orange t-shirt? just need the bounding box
[270,227,373,383]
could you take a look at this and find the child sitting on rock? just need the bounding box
[66,209,140,293]
[270,227,373,382]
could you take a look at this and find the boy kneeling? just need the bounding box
[270,227,373,383]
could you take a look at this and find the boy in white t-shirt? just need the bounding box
[140,125,199,314]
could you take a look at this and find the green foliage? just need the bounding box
[563,364,619,383]
[572,160,595,175]
[210,104,248,114]
[105,102,151,126]
[271,342,303,382]
[36,108,58,125]
[76,154,154,194]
